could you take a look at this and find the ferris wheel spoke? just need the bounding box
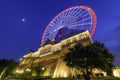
[83,25,92,30]
[65,8,78,19]
[72,20,88,24]
[71,8,80,16]
[64,11,70,18]
[70,8,82,18]
[64,11,73,18]
[83,22,92,25]
[66,9,75,17]
[72,9,84,18]
[82,15,91,21]
[59,16,63,25]
[66,8,77,17]
[51,20,57,26]
[82,13,90,17]
[77,17,91,23]
[81,17,92,22]
[59,16,63,24]
[72,22,91,27]
[53,15,62,25]
[78,9,88,16]
[73,10,88,19]
[60,12,64,19]
[61,11,66,19]
[69,8,77,15]
[54,18,60,25]
[72,17,91,24]
[57,15,62,23]
[49,23,55,27]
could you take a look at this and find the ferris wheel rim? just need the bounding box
[41,6,97,45]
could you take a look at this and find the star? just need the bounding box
[22,19,25,22]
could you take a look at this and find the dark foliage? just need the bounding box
[63,41,115,80]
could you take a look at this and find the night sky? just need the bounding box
[0,0,120,65]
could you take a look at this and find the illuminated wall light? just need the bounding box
[23,55,26,58]
[70,40,72,43]
[32,73,36,76]
[59,70,68,77]
[42,67,45,70]
[16,69,24,73]
[20,58,23,61]
[63,72,68,77]
[26,68,31,72]
[101,72,107,76]
[113,69,120,77]
[81,36,84,39]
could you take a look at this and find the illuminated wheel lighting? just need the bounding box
[41,6,97,45]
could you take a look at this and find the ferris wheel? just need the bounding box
[41,6,96,45]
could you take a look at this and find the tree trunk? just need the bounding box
[84,75,90,80]
[0,67,8,80]
[83,72,91,80]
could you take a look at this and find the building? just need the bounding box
[16,30,93,77]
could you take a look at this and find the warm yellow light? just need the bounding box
[32,73,36,76]
[16,69,24,73]
[113,69,120,77]
[20,58,23,61]
[63,72,68,77]
[42,67,45,70]
[26,68,31,72]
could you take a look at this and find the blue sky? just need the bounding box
[0,0,120,65]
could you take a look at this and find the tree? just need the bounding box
[0,59,10,74]
[24,64,46,77]
[0,59,18,80]
[63,41,115,80]
[93,41,115,76]
[30,65,46,76]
